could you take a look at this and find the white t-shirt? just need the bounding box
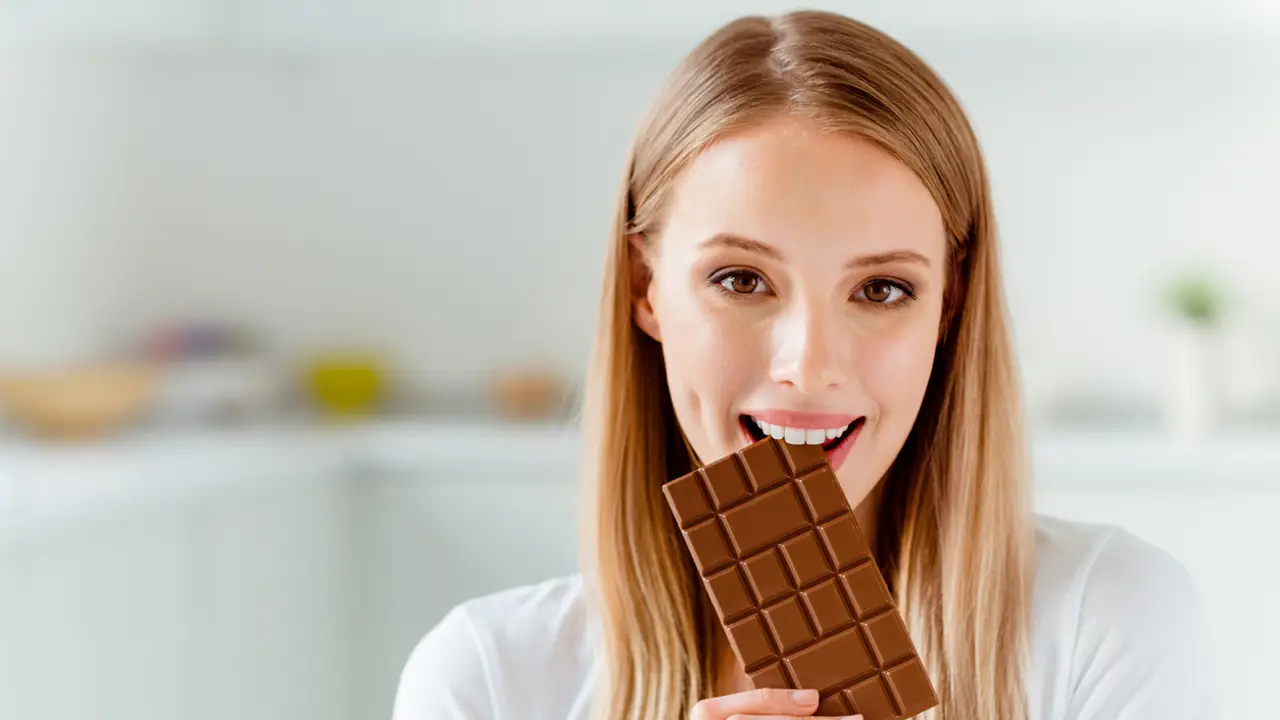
[392,515,1218,720]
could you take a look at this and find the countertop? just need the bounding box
[0,417,1275,544]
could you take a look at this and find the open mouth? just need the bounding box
[739,414,865,453]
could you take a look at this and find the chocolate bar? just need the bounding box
[662,436,938,719]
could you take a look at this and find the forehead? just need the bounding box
[661,116,946,260]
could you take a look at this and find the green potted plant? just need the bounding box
[1166,274,1222,328]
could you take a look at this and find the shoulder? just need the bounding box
[392,574,595,720]
[1032,514,1205,633]
[1031,515,1218,719]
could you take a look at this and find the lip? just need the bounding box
[740,409,860,429]
[821,419,862,472]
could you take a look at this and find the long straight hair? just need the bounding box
[577,11,1033,720]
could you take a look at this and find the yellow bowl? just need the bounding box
[0,363,160,440]
[305,356,386,417]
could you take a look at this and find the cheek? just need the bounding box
[836,314,939,502]
[860,314,938,426]
[653,287,762,432]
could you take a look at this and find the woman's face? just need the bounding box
[633,116,948,508]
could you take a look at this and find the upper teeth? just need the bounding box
[751,417,851,445]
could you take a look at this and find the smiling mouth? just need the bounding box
[739,414,865,453]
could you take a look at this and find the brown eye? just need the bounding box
[718,271,768,295]
[864,280,894,303]
[859,279,910,306]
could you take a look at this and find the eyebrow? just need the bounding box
[698,232,931,269]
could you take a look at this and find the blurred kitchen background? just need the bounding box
[0,0,1277,718]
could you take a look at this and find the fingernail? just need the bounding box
[792,689,819,705]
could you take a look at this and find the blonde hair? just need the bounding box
[577,10,1033,720]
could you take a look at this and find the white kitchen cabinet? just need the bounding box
[186,473,356,720]
[0,441,357,720]
[354,461,582,720]
[0,507,190,720]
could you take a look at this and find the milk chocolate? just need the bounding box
[662,436,938,719]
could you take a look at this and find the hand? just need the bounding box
[689,687,863,720]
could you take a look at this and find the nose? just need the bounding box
[769,301,852,395]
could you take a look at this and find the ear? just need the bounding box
[628,233,662,342]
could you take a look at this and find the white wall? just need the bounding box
[1,31,1277,418]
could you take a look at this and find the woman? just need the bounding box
[394,11,1216,720]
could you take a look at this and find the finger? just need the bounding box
[693,687,821,717]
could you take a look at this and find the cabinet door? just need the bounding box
[356,466,581,720]
[0,511,190,720]
[186,474,356,720]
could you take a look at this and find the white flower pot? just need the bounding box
[1165,322,1218,439]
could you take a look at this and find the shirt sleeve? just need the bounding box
[1062,529,1219,720]
[393,604,497,720]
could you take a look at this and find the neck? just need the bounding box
[711,480,884,693]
